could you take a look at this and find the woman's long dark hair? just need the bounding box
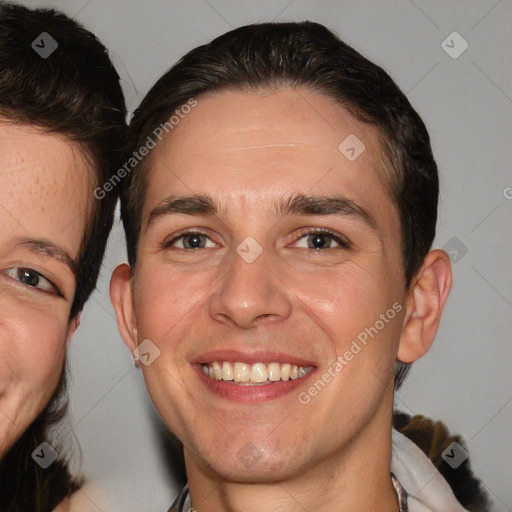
[0,368,82,511]
[0,2,125,509]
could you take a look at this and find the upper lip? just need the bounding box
[189,349,317,367]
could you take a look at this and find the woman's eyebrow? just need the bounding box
[16,238,78,275]
[145,193,377,230]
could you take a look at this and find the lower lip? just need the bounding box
[193,365,316,403]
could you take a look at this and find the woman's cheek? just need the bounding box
[21,308,69,387]
[0,304,68,447]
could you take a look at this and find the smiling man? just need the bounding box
[110,22,468,511]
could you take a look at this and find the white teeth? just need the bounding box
[267,362,281,381]
[250,363,267,383]
[222,361,234,381]
[212,361,222,380]
[233,362,250,383]
[201,361,312,384]
[281,364,291,381]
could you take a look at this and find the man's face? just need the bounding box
[0,122,88,456]
[128,88,407,480]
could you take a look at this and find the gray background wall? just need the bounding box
[12,0,512,510]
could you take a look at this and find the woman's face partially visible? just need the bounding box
[0,122,90,457]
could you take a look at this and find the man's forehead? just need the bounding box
[152,87,381,157]
[143,87,391,222]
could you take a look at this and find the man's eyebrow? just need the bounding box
[276,194,377,229]
[146,195,216,230]
[18,238,78,275]
[145,193,376,230]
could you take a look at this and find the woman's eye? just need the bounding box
[295,231,348,250]
[165,232,216,250]
[3,267,59,294]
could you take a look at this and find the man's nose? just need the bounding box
[208,247,292,329]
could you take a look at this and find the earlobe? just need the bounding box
[110,263,138,353]
[397,249,452,363]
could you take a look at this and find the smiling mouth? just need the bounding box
[201,361,315,385]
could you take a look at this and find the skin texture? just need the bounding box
[0,122,88,458]
[111,87,452,511]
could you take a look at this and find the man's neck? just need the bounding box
[184,419,399,512]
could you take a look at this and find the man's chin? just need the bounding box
[184,440,313,484]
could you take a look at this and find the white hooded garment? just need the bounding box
[391,428,470,511]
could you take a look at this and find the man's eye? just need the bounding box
[164,232,216,250]
[295,230,350,250]
[3,267,59,294]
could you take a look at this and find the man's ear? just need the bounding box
[110,263,138,354]
[397,249,452,363]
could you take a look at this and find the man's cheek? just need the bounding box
[289,273,355,327]
[136,285,182,332]
[141,363,191,431]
